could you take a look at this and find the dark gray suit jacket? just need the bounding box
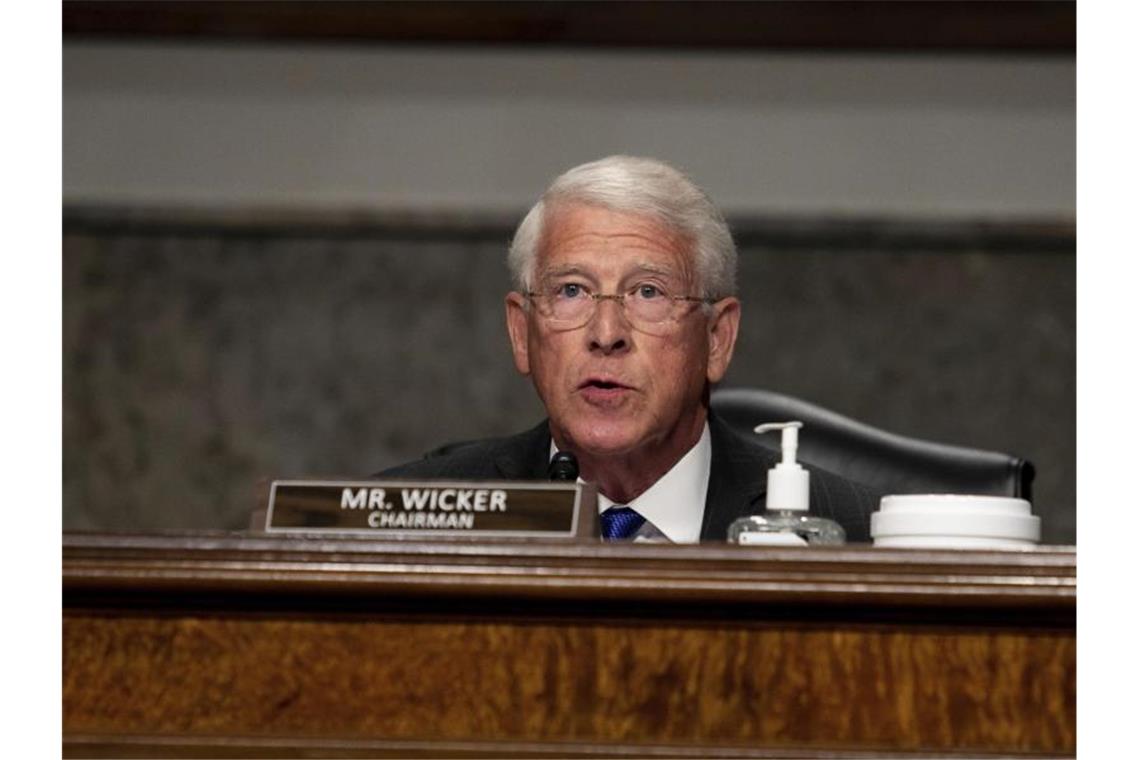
[376,413,880,542]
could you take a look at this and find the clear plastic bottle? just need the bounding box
[726,422,846,546]
[727,509,846,546]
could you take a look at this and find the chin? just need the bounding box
[560,418,645,457]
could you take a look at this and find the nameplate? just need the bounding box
[264,479,592,539]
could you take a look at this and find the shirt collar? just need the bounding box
[550,422,711,544]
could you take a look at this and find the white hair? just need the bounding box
[507,155,737,300]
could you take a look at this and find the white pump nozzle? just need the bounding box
[754,421,810,512]
[754,421,802,465]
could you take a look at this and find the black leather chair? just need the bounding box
[711,387,1034,500]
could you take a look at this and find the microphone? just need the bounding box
[548,451,579,481]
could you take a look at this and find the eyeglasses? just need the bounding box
[525,281,715,334]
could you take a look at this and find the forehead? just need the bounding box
[537,203,694,279]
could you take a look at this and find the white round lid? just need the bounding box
[871,494,1040,543]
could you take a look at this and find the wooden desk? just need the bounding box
[63,533,1075,758]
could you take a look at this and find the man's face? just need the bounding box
[505,203,740,459]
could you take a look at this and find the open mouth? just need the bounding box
[580,378,631,392]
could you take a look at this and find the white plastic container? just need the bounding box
[870,494,1041,549]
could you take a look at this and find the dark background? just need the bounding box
[63,213,1074,542]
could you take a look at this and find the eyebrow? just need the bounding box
[540,262,679,281]
[540,264,593,280]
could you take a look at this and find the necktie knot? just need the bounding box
[600,506,646,541]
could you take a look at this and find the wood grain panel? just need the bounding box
[63,613,1074,754]
[63,534,1074,756]
[61,533,1076,615]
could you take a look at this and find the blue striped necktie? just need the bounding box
[600,506,646,541]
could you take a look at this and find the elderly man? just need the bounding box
[380,156,878,542]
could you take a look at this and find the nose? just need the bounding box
[587,295,631,355]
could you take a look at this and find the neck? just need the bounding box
[563,410,708,505]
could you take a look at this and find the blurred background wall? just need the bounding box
[62,1,1075,542]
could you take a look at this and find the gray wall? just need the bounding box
[64,43,1073,220]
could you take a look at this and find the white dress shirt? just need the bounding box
[550,422,712,544]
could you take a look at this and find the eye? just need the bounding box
[633,283,665,300]
[553,282,587,299]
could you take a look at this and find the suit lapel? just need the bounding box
[490,415,774,540]
[700,413,778,541]
[491,420,552,480]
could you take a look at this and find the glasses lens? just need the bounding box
[531,282,697,334]
[551,298,590,323]
[625,285,674,324]
[535,284,591,325]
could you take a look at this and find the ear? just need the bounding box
[706,297,741,384]
[505,291,532,376]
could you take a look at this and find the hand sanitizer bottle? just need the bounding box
[726,422,846,546]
